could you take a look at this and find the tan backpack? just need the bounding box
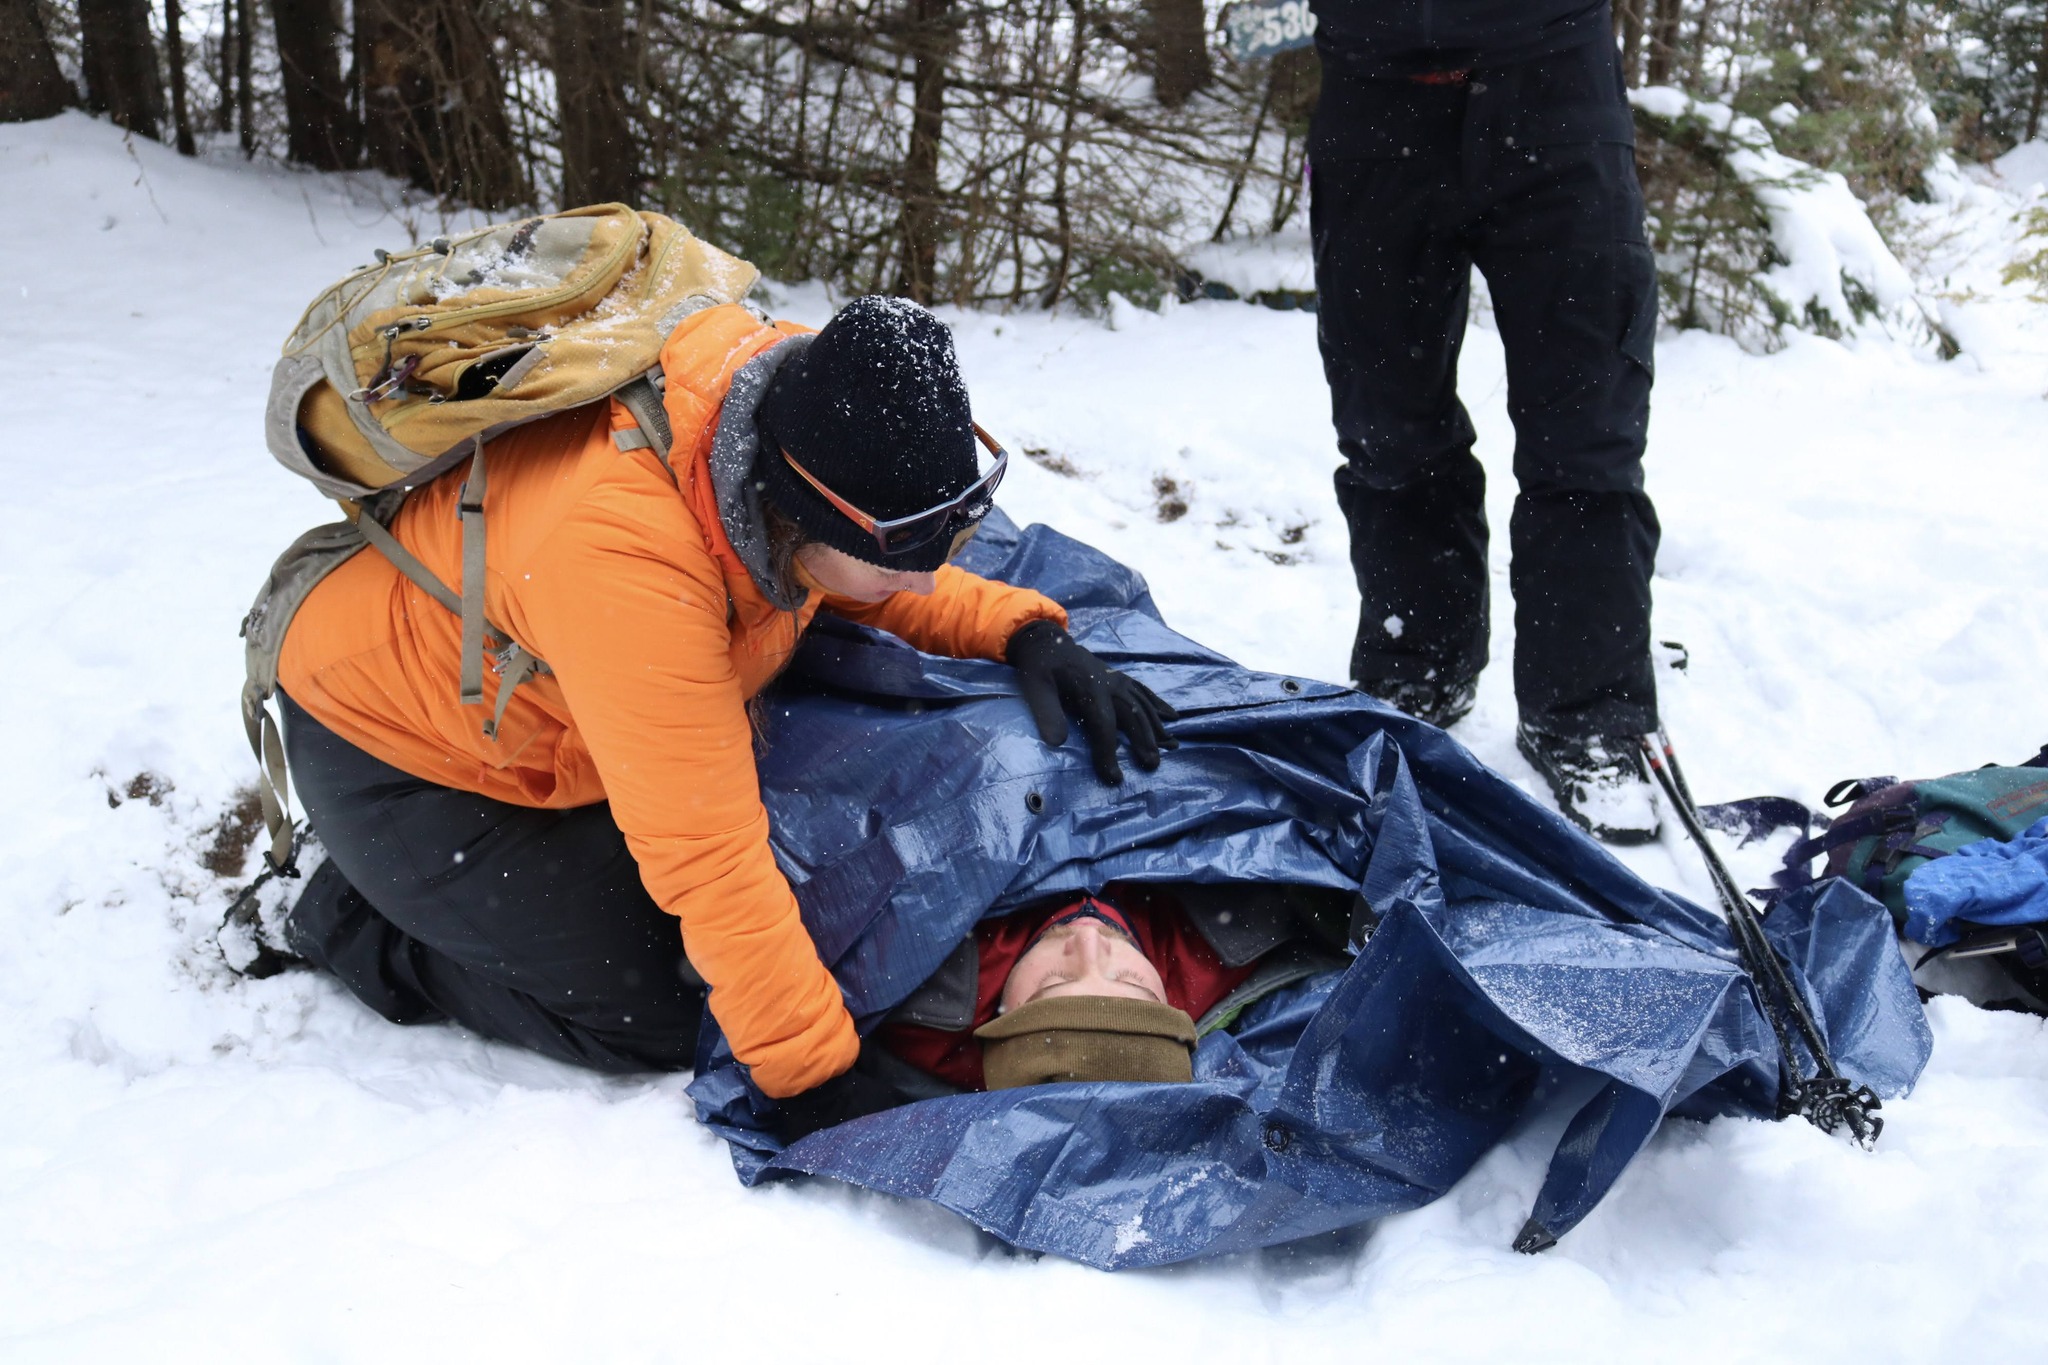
[240,203,760,872]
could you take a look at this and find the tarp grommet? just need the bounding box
[1025,791,1046,814]
[1262,1120,1291,1153]
[1281,679,1302,695]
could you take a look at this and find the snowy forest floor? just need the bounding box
[3,112,2046,1360]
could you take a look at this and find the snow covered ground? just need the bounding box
[2,113,2045,1359]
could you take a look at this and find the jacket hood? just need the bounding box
[706,333,815,613]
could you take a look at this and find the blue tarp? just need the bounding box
[687,513,1931,1270]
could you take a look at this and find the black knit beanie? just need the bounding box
[757,296,980,572]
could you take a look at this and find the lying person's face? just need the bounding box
[999,917,1168,1012]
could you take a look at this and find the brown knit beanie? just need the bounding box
[974,995,1198,1089]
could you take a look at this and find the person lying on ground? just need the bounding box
[684,516,1925,1263]
[861,884,1352,1105]
[269,297,1176,1128]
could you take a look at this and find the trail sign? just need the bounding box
[1224,0,1319,62]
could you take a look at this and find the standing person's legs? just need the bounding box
[1311,151,1490,707]
[1468,61,1660,740]
[278,693,704,1074]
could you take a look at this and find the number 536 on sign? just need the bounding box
[1224,0,1318,62]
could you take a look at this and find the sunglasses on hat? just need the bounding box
[781,423,1009,558]
[1022,897,1141,954]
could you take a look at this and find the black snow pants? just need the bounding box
[1310,36,1661,738]
[279,692,705,1073]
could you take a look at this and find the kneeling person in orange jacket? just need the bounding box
[274,296,1175,1131]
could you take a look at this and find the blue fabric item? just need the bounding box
[1903,817,2048,947]
[687,513,1932,1269]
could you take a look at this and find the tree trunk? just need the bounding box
[79,0,165,138]
[1040,0,1087,308]
[273,0,359,168]
[1617,0,1645,87]
[549,0,639,206]
[236,0,254,154]
[1266,44,1316,231]
[1689,0,1718,89]
[216,0,235,132]
[1646,0,1682,86]
[2028,10,2048,144]
[894,0,954,303]
[166,0,196,153]
[1210,73,1274,241]
[1145,0,1209,108]
[0,0,74,122]
[358,0,526,207]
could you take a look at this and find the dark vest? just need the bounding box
[1311,0,1611,75]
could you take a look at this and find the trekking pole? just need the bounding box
[1639,732,1884,1149]
[1644,733,1847,1100]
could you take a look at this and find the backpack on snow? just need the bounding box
[239,203,760,874]
[1708,747,2048,1008]
[1783,751,2048,924]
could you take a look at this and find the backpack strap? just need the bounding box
[1824,776,1896,808]
[486,641,543,743]
[457,442,489,707]
[239,519,377,874]
[612,371,675,472]
[355,504,462,615]
[241,678,298,874]
[1783,806,1909,868]
[353,476,549,740]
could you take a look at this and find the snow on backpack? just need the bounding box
[238,203,759,874]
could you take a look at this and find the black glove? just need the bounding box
[770,1067,907,1146]
[1005,619,1179,785]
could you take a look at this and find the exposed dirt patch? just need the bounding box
[1153,474,1189,522]
[201,786,266,878]
[1024,446,1082,478]
[109,770,174,809]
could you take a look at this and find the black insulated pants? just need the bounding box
[1310,37,1660,738]
[278,692,705,1074]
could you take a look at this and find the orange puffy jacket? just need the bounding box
[278,304,1066,1096]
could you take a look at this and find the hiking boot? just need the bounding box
[1515,725,1662,845]
[1359,674,1479,729]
